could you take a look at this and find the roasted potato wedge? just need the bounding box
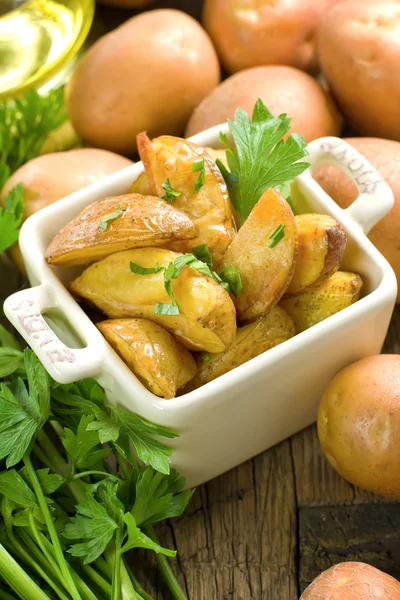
[46,194,196,267]
[129,172,153,196]
[285,213,347,295]
[137,133,235,266]
[280,271,363,333]
[185,306,295,392]
[71,248,236,353]
[219,187,297,322]
[97,318,196,398]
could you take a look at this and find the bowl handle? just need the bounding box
[3,283,104,384]
[306,136,394,234]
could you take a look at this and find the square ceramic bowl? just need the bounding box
[4,128,397,488]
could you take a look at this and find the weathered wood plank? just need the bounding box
[299,503,400,593]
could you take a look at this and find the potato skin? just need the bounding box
[318,355,400,499]
[185,66,341,142]
[285,214,347,295]
[129,172,153,196]
[300,562,400,599]
[219,188,297,323]
[313,137,400,302]
[203,0,344,74]
[45,194,196,267]
[318,0,400,139]
[280,271,362,333]
[138,134,235,266]
[97,319,196,399]
[185,306,295,392]
[2,148,132,272]
[70,248,236,353]
[66,10,220,154]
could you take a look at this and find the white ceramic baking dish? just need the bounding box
[4,129,397,488]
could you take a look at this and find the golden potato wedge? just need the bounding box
[71,248,236,353]
[285,213,347,295]
[97,318,196,398]
[280,271,363,333]
[219,187,297,322]
[46,194,196,267]
[185,306,295,392]
[137,133,235,266]
[129,172,153,196]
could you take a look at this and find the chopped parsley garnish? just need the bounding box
[218,265,243,297]
[192,158,205,193]
[161,178,181,202]
[269,224,286,248]
[216,98,309,225]
[99,204,123,232]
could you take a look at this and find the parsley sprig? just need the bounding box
[0,88,67,191]
[0,183,24,253]
[192,158,205,193]
[161,179,181,203]
[130,245,242,316]
[216,98,309,225]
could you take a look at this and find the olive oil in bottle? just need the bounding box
[0,0,94,98]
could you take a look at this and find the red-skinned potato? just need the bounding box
[1,148,132,272]
[203,0,344,74]
[67,10,220,154]
[318,0,400,139]
[313,137,400,301]
[301,562,400,599]
[318,355,400,499]
[185,66,341,142]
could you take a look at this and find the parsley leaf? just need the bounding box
[218,265,243,298]
[0,88,67,190]
[19,467,65,495]
[0,324,22,350]
[0,183,24,253]
[62,415,111,470]
[191,244,213,269]
[192,159,205,193]
[0,351,50,467]
[131,466,194,527]
[0,469,38,507]
[217,98,309,225]
[62,492,118,564]
[0,347,25,378]
[99,204,123,232]
[161,179,181,203]
[121,513,175,557]
[87,406,178,475]
[269,224,286,248]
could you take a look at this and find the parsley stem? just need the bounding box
[144,525,188,600]
[0,542,51,600]
[105,545,140,600]
[0,588,17,600]
[28,511,62,583]
[111,531,123,600]
[81,563,112,597]
[71,470,122,482]
[22,453,82,600]
[123,560,155,600]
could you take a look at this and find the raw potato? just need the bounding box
[70,248,236,353]
[300,562,400,599]
[185,66,341,142]
[313,137,400,301]
[45,194,196,267]
[138,134,235,266]
[280,271,362,333]
[318,0,400,139]
[219,188,297,322]
[1,148,132,272]
[97,319,196,399]
[318,354,400,499]
[285,214,347,295]
[66,10,220,154]
[203,0,344,74]
[185,307,295,392]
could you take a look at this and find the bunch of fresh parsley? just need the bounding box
[216,98,310,225]
[0,324,192,600]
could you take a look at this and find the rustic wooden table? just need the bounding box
[2,1,399,597]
